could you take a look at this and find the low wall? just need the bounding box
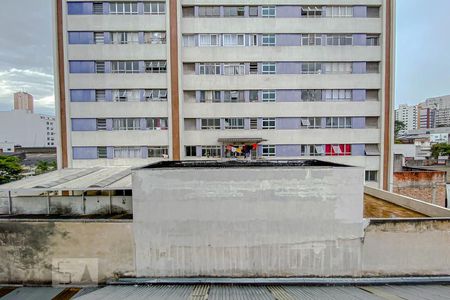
[393,171,446,207]
[0,220,135,284]
[0,219,449,284]
[0,195,132,215]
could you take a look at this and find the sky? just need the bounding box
[0,0,449,115]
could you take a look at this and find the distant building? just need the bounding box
[395,104,418,131]
[0,142,15,154]
[0,110,56,147]
[418,107,436,129]
[14,92,34,113]
[419,95,450,128]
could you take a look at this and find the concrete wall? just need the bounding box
[393,171,447,207]
[0,221,135,284]
[0,196,132,215]
[132,166,365,277]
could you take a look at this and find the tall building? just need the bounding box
[54,1,395,189]
[418,107,436,129]
[0,110,56,147]
[419,95,450,128]
[395,104,418,131]
[14,92,34,113]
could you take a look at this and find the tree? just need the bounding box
[0,156,23,184]
[394,120,406,137]
[431,143,450,159]
[35,160,57,175]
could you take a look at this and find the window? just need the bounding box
[94,32,104,44]
[183,35,196,47]
[261,6,276,18]
[148,146,168,158]
[325,144,351,156]
[250,118,258,129]
[224,118,244,129]
[249,90,259,102]
[249,6,258,17]
[324,90,352,101]
[300,6,323,18]
[199,34,219,47]
[262,63,276,74]
[301,145,325,156]
[146,118,168,130]
[262,90,276,102]
[249,62,258,74]
[224,91,245,102]
[201,146,221,157]
[201,118,220,130]
[367,62,379,73]
[110,2,138,15]
[301,90,322,101]
[198,6,220,17]
[223,6,245,17]
[367,7,380,18]
[112,61,140,73]
[262,145,276,157]
[112,118,140,130]
[326,117,352,128]
[113,147,141,158]
[144,2,165,15]
[96,119,107,131]
[325,6,353,18]
[97,147,107,158]
[93,2,103,14]
[144,89,167,101]
[143,32,166,44]
[223,64,245,75]
[95,90,106,101]
[95,61,105,73]
[322,63,352,74]
[301,63,322,74]
[301,117,322,129]
[326,34,353,46]
[182,6,194,17]
[250,34,258,46]
[365,144,381,156]
[185,146,197,157]
[365,170,378,182]
[199,90,221,102]
[366,35,380,46]
[262,118,276,129]
[301,34,322,46]
[262,34,276,46]
[145,61,167,73]
[111,32,139,44]
[223,34,245,46]
[112,90,140,102]
[199,63,221,75]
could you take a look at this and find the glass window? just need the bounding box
[112,89,140,102]
[201,118,221,130]
[224,118,244,129]
[300,6,323,18]
[146,118,168,130]
[262,34,276,46]
[262,118,276,129]
[199,34,219,47]
[262,145,276,157]
[261,6,276,18]
[199,63,221,75]
[223,6,245,17]
[144,89,167,101]
[325,6,353,17]
[148,146,168,158]
[201,146,221,157]
[113,147,141,158]
[110,2,138,15]
[112,118,140,130]
[261,63,276,74]
[199,90,221,102]
[224,91,245,102]
[301,34,322,46]
[301,90,322,101]
[223,64,245,75]
[183,35,197,47]
[301,63,322,74]
[249,6,259,17]
[262,90,276,102]
[185,146,197,157]
[145,61,167,73]
[111,61,140,73]
[223,34,245,46]
[365,170,378,182]
[144,32,166,44]
[198,6,220,17]
[249,90,259,102]
[111,32,139,44]
[143,2,165,14]
[325,117,352,128]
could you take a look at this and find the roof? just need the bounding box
[1,284,450,300]
[0,167,131,193]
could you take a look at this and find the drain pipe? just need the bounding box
[8,190,12,215]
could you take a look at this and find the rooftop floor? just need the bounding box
[1,284,450,300]
[364,194,427,218]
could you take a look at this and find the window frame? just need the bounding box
[262,145,276,157]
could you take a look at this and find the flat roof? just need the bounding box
[140,159,350,169]
[0,167,132,193]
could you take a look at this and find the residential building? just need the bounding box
[0,142,15,154]
[419,95,450,128]
[395,104,417,131]
[14,92,34,113]
[0,110,56,147]
[418,107,436,129]
[54,0,395,189]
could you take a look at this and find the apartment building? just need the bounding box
[419,95,450,128]
[54,0,395,189]
[14,92,34,113]
[395,104,418,131]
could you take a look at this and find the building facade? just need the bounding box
[54,0,395,189]
[395,104,418,131]
[14,92,34,113]
[0,110,56,148]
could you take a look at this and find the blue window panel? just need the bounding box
[70,89,95,102]
[69,61,95,73]
[68,32,94,44]
[68,2,93,15]
[73,147,98,160]
[72,119,97,131]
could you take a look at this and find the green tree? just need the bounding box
[35,160,57,175]
[0,156,23,184]
[394,120,406,137]
[431,143,450,159]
